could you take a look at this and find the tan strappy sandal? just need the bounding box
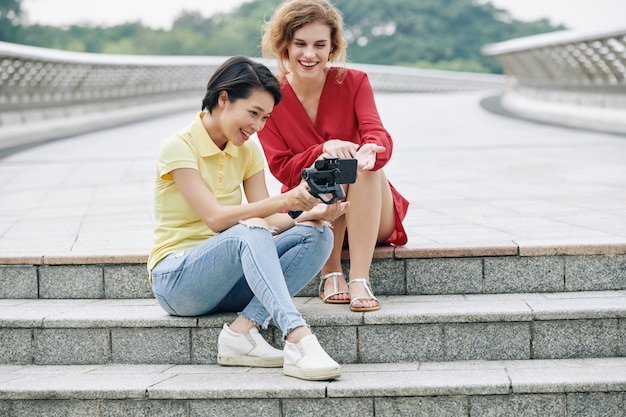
[319,272,350,304]
[348,278,380,312]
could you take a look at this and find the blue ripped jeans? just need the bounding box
[151,222,333,339]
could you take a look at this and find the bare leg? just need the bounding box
[320,213,350,302]
[345,169,395,309]
[228,315,259,334]
[320,169,396,306]
[285,325,312,343]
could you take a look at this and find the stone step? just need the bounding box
[2,252,626,299]
[1,358,625,416]
[1,292,624,366]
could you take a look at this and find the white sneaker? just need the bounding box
[217,324,283,368]
[283,334,342,380]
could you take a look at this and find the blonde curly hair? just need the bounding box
[261,0,347,80]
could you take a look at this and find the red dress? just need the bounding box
[258,67,408,245]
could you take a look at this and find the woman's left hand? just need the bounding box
[356,143,386,171]
[299,200,350,223]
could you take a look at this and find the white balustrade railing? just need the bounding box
[0,42,222,111]
[483,26,626,134]
[4,27,626,154]
[0,41,504,153]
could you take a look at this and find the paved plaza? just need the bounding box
[1,90,625,258]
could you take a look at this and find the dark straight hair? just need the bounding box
[201,56,281,113]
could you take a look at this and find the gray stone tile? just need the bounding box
[0,372,168,400]
[34,329,110,365]
[385,294,466,303]
[419,360,506,372]
[541,290,626,299]
[621,319,626,356]
[375,396,468,417]
[484,257,564,293]
[1,299,96,308]
[0,365,28,377]
[149,371,327,400]
[104,264,153,299]
[163,364,252,375]
[565,254,626,291]
[10,365,103,375]
[526,294,626,320]
[9,400,100,417]
[112,328,190,364]
[464,293,547,301]
[358,324,443,363]
[341,362,419,373]
[369,258,406,295]
[295,299,363,327]
[0,400,10,416]
[361,298,532,325]
[191,327,221,364]
[0,329,32,365]
[328,367,510,397]
[503,357,626,371]
[0,266,37,298]
[566,392,626,417]
[39,265,104,299]
[407,258,483,295]
[41,301,194,328]
[469,394,566,417]
[297,258,405,298]
[507,358,626,393]
[0,299,99,328]
[310,325,358,364]
[532,319,620,359]
[87,364,174,375]
[295,273,323,298]
[444,322,530,360]
[283,398,374,417]
[191,399,280,417]
[197,312,237,328]
[101,399,187,417]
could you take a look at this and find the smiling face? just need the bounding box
[287,20,333,80]
[210,88,275,149]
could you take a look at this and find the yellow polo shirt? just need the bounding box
[147,112,265,271]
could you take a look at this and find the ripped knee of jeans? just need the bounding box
[239,218,278,234]
[295,219,331,232]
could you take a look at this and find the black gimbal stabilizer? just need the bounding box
[288,157,358,219]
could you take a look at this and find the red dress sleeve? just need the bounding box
[348,70,393,170]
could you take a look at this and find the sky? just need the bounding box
[21,0,626,32]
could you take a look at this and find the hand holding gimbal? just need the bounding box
[288,157,357,219]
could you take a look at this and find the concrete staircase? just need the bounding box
[1,247,625,416]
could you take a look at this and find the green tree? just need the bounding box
[9,0,564,73]
[0,0,22,41]
[334,0,563,72]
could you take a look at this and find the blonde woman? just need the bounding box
[258,0,408,312]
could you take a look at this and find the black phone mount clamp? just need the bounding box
[288,157,357,219]
[301,160,346,204]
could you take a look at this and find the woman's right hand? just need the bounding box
[322,139,358,159]
[283,183,319,212]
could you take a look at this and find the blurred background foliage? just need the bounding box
[1,0,564,73]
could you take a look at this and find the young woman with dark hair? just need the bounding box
[148,56,346,380]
